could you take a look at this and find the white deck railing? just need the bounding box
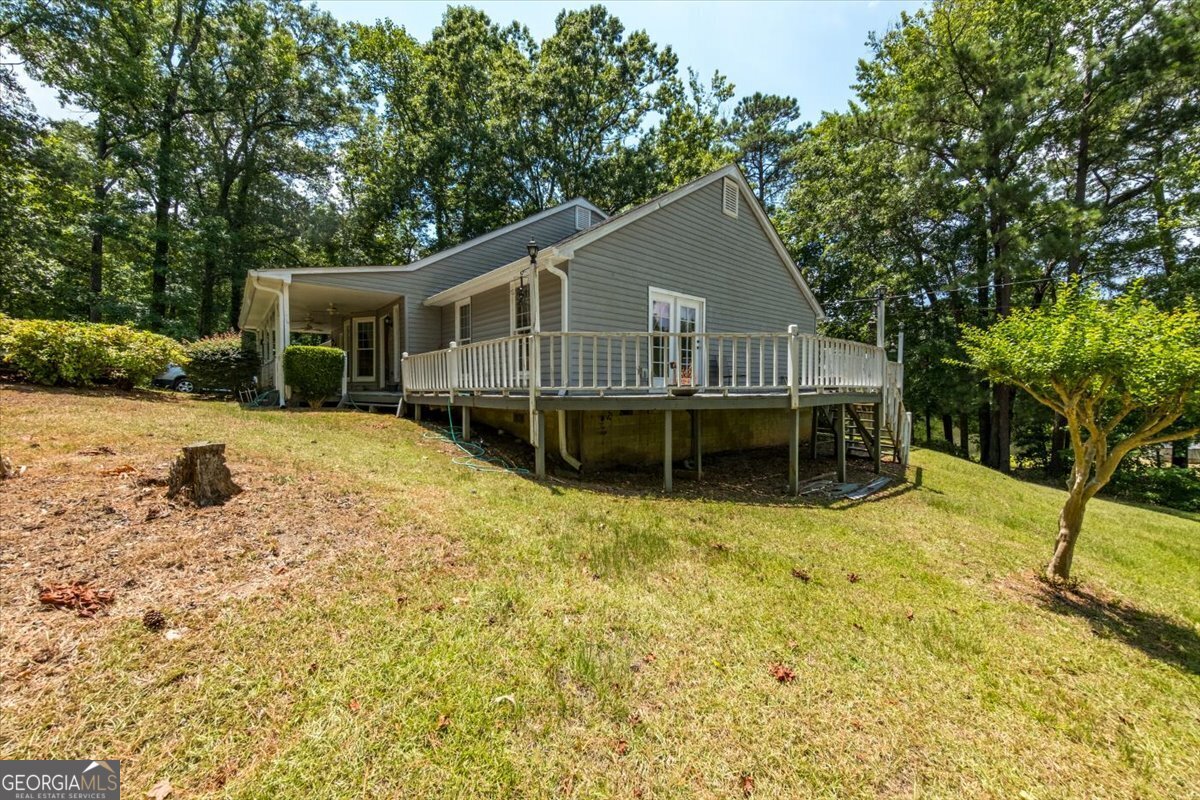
[403,329,894,402]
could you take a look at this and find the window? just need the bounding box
[722,176,739,218]
[352,317,376,381]
[510,281,532,334]
[575,205,592,230]
[455,299,472,344]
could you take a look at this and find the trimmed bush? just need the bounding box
[0,315,186,388]
[283,345,343,408]
[184,333,259,392]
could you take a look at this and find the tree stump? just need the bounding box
[166,442,242,507]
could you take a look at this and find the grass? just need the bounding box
[1,384,1198,798]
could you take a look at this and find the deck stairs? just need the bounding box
[813,403,902,463]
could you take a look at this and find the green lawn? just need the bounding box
[2,385,1198,798]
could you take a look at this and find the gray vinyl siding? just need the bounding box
[567,179,817,335]
[286,204,582,356]
[437,270,564,348]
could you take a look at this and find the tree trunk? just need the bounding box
[958,412,970,459]
[1067,54,1092,279]
[150,107,175,329]
[1048,480,1088,581]
[941,414,954,446]
[167,442,242,507]
[978,398,992,466]
[925,410,932,443]
[89,113,109,323]
[991,383,1012,473]
[1048,415,1067,475]
[989,262,1013,473]
[1171,439,1191,469]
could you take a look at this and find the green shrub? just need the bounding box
[1109,466,1200,512]
[283,345,343,408]
[0,315,186,388]
[184,332,259,392]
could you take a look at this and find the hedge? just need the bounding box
[283,345,343,408]
[0,315,186,388]
[184,332,259,392]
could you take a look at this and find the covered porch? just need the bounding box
[239,273,405,406]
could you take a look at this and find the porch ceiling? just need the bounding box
[241,273,402,333]
[288,281,402,333]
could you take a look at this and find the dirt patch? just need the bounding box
[0,432,454,692]
[993,572,1200,675]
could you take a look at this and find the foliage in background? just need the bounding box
[1109,466,1200,513]
[0,314,185,387]
[960,286,1200,580]
[282,345,343,408]
[786,0,1200,474]
[183,332,260,392]
[2,0,1198,489]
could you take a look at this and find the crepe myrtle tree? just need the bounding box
[960,285,1200,582]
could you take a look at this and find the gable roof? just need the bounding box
[425,164,825,321]
[265,197,605,278]
[238,196,605,329]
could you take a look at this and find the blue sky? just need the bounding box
[18,0,923,122]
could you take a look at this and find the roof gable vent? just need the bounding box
[575,206,592,230]
[722,177,739,218]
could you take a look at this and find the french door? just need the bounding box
[649,289,705,388]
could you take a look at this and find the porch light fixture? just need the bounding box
[526,238,539,264]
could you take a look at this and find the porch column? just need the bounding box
[276,281,290,406]
[835,404,847,483]
[788,407,800,494]
[663,410,673,492]
[534,411,547,478]
[872,401,883,474]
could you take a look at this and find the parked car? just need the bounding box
[153,364,194,393]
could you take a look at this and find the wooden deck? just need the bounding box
[398,329,912,490]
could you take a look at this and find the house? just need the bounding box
[238,165,910,491]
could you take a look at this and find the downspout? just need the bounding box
[252,276,288,406]
[543,261,581,471]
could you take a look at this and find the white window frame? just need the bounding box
[454,299,472,344]
[351,316,377,382]
[721,176,739,218]
[509,280,532,335]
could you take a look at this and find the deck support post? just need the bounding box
[835,403,847,483]
[788,407,801,494]
[534,411,546,478]
[461,407,471,441]
[872,402,882,474]
[663,410,673,492]
[809,407,819,460]
[413,403,422,422]
[691,410,702,480]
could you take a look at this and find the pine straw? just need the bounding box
[0,431,456,703]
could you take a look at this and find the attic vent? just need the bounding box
[722,177,739,218]
[574,206,592,230]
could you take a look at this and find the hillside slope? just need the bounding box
[2,385,1197,799]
